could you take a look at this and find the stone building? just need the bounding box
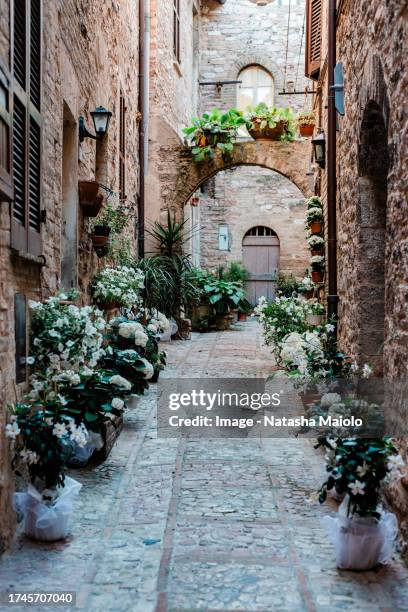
[308,0,408,544]
[185,0,313,299]
[0,0,141,551]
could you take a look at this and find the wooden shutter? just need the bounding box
[305,0,322,81]
[11,0,42,255]
[0,71,13,201]
[119,90,126,199]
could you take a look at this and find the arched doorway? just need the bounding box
[243,226,280,305]
[357,100,389,372]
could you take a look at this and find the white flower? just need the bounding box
[5,420,21,439]
[350,361,359,373]
[147,323,158,333]
[140,358,154,380]
[109,375,132,390]
[53,422,68,438]
[111,398,125,410]
[134,330,148,348]
[49,329,61,339]
[20,449,39,465]
[325,323,335,333]
[348,480,366,496]
[362,364,373,378]
[28,300,43,310]
[387,455,405,472]
[321,393,342,408]
[26,356,35,365]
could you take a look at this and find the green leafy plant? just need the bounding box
[317,437,401,518]
[222,262,249,284]
[306,195,322,209]
[201,278,246,316]
[244,104,296,141]
[92,199,136,234]
[311,255,325,272]
[276,273,301,297]
[306,206,323,224]
[146,210,190,257]
[183,108,246,162]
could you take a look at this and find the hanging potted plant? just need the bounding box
[307,234,325,255]
[297,110,316,138]
[245,104,295,141]
[183,108,246,162]
[306,206,323,234]
[90,199,136,254]
[311,255,325,284]
[317,436,401,570]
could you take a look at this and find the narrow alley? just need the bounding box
[2,322,408,612]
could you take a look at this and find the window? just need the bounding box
[0,70,13,201]
[173,0,180,63]
[245,226,277,237]
[305,0,322,81]
[119,90,126,199]
[237,66,274,111]
[11,0,42,256]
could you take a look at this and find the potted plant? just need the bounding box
[306,195,322,209]
[90,200,137,252]
[306,301,325,326]
[306,206,323,234]
[245,104,295,141]
[311,255,325,283]
[297,111,316,137]
[183,108,246,162]
[317,436,401,570]
[307,235,325,255]
[79,180,104,217]
[92,265,145,310]
[6,405,84,542]
[299,275,315,299]
[201,278,246,331]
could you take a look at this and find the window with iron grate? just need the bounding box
[11,0,42,255]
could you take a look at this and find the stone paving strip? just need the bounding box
[1,321,408,611]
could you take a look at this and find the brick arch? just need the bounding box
[172,139,312,212]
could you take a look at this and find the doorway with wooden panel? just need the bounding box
[242,226,280,305]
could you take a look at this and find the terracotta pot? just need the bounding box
[310,220,323,234]
[238,312,247,322]
[299,124,315,137]
[97,300,122,311]
[91,233,110,247]
[311,248,324,256]
[302,289,314,300]
[306,313,324,326]
[311,271,324,283]
[79,181,104,217]
[249,120,288,141]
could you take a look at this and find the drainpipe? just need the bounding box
[327,0,339,323]
[138,0,150,259]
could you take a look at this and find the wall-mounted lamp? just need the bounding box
[79,106,112,143]
[312,131,326,169]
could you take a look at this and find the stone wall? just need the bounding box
[145,0,199,252]
[190,165,309,277]
[199,0,311,115]
[0,0,140,551]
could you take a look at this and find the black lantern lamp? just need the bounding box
[312,131,326,169]
[79,106,112,143]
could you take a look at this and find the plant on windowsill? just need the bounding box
[183,108,247,162]
[296,110,316,137]
[310,255,325,284]
[244,104,296,142]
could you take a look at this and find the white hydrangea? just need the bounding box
[134,330,149,348]
[321,393,342,408]
[111,397,125,410]
[5,418,20,440]
[20,448,39,465]
[140,358,154,380]
[109,375,132,390]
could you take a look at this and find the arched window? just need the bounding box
[237,65,274,110]
[244,226,278,238]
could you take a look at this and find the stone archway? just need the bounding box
[163,139,312,214]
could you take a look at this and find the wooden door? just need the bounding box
[242,229,280,306]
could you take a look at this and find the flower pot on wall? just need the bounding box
[299,124,315,137]
[249,120,287,141]
[311,271,324,283]
[238,312,247,322]
[306,313,324,326]
[91,226,111,248]
[310,220,323,234]
[311,249,324,256]
[79,181,104,217]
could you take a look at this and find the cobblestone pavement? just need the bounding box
[1,321,408,611]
